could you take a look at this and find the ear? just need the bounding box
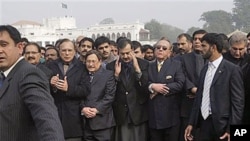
[17,42,24,55]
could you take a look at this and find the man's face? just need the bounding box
[230,41,246,59]
[134,47,144,59]
[119,44,133,63]
[193,33,206,53]
[79,41,93,57]
[24,45,41,65]
[97,43,111,59]
[111,45,118,56]
[0,31,23,71]
[45,49,58,62]
[201,41,213,60]
[144,48,154,61]
[154,40,171,61]
[86,54,101,73]
[177,36,192,54]
[59,41,76,63]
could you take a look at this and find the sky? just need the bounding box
[0,0,234,31]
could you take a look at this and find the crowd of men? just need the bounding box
[1,24,250,141]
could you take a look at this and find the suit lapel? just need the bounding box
[0,79,10,98]
[0,59,25,98]
[157,59,171,81]
[211,60,225,86]
[91,67,104,85]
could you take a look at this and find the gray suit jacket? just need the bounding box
[81,67,116,130]
[0,59,65,141]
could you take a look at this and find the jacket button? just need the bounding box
[126,92,128,95]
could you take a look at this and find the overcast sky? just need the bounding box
[1,0,234,31]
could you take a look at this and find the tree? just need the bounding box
[145,19,162,40]
[200,10,234,34]
[99,18,115,24]
[186,27,201,36]
[145,19,184,42]
[232,0,250,32]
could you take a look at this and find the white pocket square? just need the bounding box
[166,75,172,80]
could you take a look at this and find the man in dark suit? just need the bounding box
[106,38,149,141]
[48,38,89,141]
[178,30,207,141]
[148,37,185,141]
[81,50,116,141]
[0,25,64,140]
[185,33,244,141]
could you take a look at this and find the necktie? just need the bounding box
[157,63,162,72]
[63,64,69,75]
[201,62,214,120]
[0,72,5,88]
[124,63,131,81]
[89,73,94,83]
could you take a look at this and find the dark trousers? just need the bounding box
[84,121,113,141]
[179,117,189,141]
[149,124,180,141]
[197,116,227,141]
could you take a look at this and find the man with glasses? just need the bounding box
[23,42,53,80]
[148,37,185,141]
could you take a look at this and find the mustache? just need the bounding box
[27,57,36,60]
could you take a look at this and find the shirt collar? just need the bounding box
[4,56,24,77]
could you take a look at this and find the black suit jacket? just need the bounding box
[189,59,244,135]
[0,59,64,141]
[81,67,116,130]
[148,58,185,129]
[47,57,89,138]
[106,58,149,125]
[180,52,205,117]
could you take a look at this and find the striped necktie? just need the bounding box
[201,62,214,120]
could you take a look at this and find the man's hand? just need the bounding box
[55,76,68,91]
[114,58,121,77]
[220,132,230,141]
[184,125,194,141]
[151,83,169,95]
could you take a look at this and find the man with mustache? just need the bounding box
[23,42,53,80]
[78,37,95,64]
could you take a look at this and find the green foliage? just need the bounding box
[145,19,184,43]
[232,0,250,32]
[200,10,234,34]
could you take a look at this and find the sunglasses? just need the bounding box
[155,45,169,51]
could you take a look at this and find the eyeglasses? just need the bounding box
[155,45,169,51]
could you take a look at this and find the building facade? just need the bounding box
[12,16,151,47]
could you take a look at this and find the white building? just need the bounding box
[12,16,151,47]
